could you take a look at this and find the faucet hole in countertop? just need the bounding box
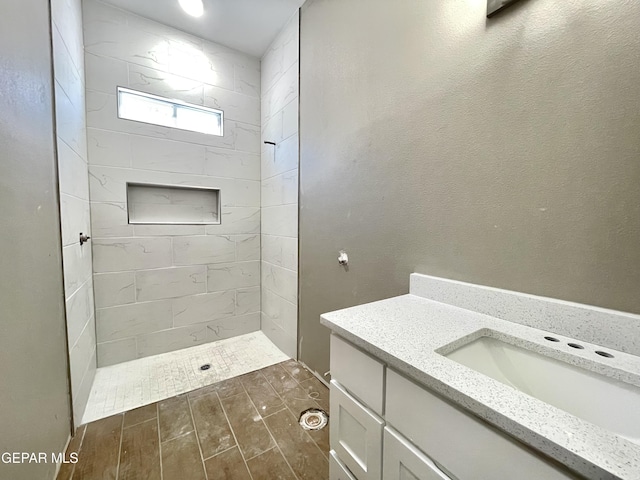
[595,351,614,358]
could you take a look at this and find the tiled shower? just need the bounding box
[52,0,300,426]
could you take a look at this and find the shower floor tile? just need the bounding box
[82,331,289,425]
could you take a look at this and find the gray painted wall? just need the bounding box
[0,1,72,478]
[299,0,640,375]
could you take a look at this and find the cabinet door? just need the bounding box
[330,380,384,480]
[383,427,452,480]
[330,334,385,415]
[330,450,358,480]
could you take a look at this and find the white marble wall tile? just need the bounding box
[261,169,298,207]
[172,236,235,266]
[235,62,260,98]
[82,0,128,41]
[88,165,127,202]
[202,42,245,91]
[85,53,128,95]
[207,313,260,342]
[66,279,95,348]
[93,272,136,309]
[69,319,97,398]
[234,122,261,154]
[261,133,298,180]
[126,30,205,77]
[235,234,260,262]
[53,25,84,109]
[133,224,206,236]
[207,261,260,292]
[51,0,84,70]
[136,323,209,358]
[126,11,203,51]
[146,36,212,83]
[92,237,172,273]
[96,300,173,341]
[55,82,88,158]
[166,117,236,150]
[262,204,298,238]
[172,291,236,327]
[261,113,283,146]
[204,85,260,126]
[262,287,297,335]
[281,11,300,74]
[91,202,133,238]
[261,313,297,359]
[54,0,95,425]
[260,12,299,358]
[97,338,137,367]
[262,235,298,271]
[263,63,298,123]
[261,39,284,95]
[58,138,90,200]
[262,263,297,304]
[60,194,91,247]
[224,179,260,207]
[135,266,206,301]
[282,99,298,140]
[205,207,260,235]
[205,147,260,181]
[72,347,96,422]
[63,243,93,296]
[87,128,132,167]
[130,135,206,175]
[86,90,124,132]
[128,64,204,105]
[236,287,260,315]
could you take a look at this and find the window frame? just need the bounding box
[116,86,224,137]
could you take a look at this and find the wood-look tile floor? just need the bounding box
[58,360,330,480]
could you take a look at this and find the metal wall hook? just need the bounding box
[79,233,91,246]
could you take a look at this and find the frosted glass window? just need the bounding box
[117,87,223,136]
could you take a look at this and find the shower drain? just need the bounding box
[299,408,329,431]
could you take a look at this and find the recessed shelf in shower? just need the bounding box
[127,182,220,225]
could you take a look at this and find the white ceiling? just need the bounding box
[100,0,304,58]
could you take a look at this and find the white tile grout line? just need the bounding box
[82,331,289,425]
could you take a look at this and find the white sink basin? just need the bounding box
[444,335,640,445]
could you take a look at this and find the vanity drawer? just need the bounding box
[386,369,578,480]
[330,450,357,480]
[383,427,452,480]
[330,380,384,480]
[330,334,384,415]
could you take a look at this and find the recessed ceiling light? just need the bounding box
[178,0,204,17]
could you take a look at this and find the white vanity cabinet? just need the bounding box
[383,427,451,480]
[329,334,579,480]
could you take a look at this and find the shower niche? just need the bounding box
[127,183,220,225]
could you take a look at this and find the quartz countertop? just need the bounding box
[320,294,640,480]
